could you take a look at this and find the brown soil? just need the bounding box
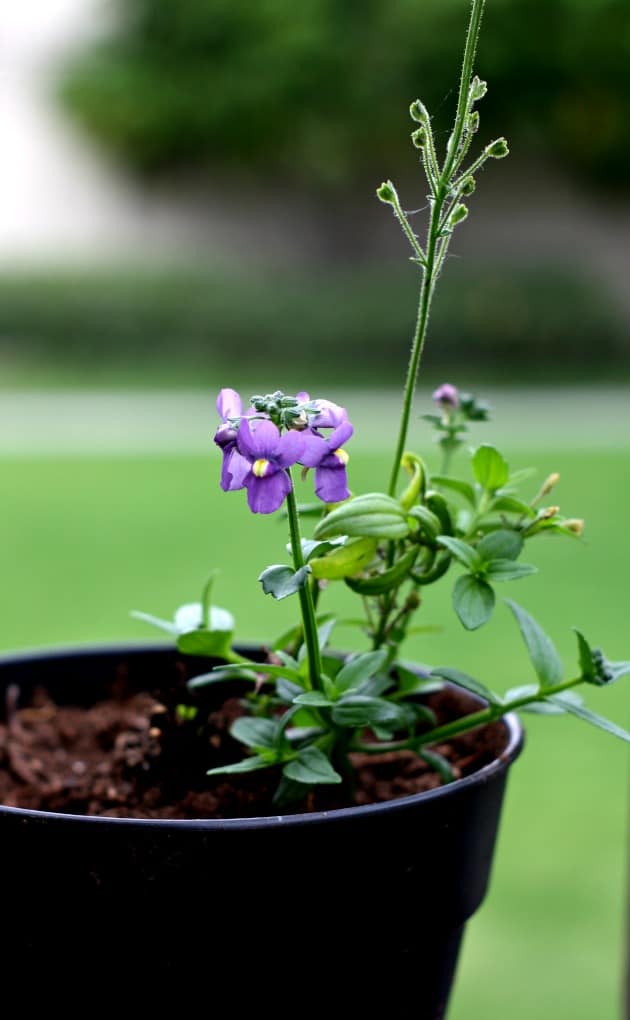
[0,680,507,819]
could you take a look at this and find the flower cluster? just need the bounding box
[214,388,353,514]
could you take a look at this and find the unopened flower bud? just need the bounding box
[541,472,560,495]
[432,383,460,409]
[564,518,585,537]
[411,127,427,149]
[539,505,560,520]
[410,99,430,124]
[486,138,509,159]
[377,181,396,204]
[470,76,488,101]
[450,203,469,226]
[468,111,480,134]
[460,176,476,196]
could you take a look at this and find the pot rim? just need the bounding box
[0,641,525,832]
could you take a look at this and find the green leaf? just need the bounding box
[316,617,337,653]
[313,493,409,541]
[188,667,257,690]
[310,537,377,580]
[493,496,536,517]
[437,536,481,571]
[213,661,303,685]
[477,529,523,562]
[259,564,312,600]
[207,754,271,777]
[506,600,563,689]
[130,610,178,635]
[331,696,406,728]
[431,666,503,706]
[292,691,335,708]
[177,629,233,658]
[574,630,630,686]
[408,505,442,541]
[547,694,630,744]
[345,547,419,595]
[472,445,509,491]
[452,575,495,630]
[399,452,427,510]
[276,676,304,703]
[283,747,342,785]
[396,664,444,697]
[335,650,388,694]
[430,476,477,507]
[485,560,537,582]
[419,749,455,784]
[230,717,280,750]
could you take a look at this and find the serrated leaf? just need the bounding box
[485,560,537,582]
[293,691,334,708]
[472,445,509,491]
[506,600,563,689]
[331,696,406,728]
[259,564,312,600]
[345,547,419,595]
[207,755,271,777]
[431,666,503,706]
[477,529,524,562]
[335,650,388,694]
[283,747,342,785]
[430,476,477,507]
[437,536,481,571]
[453,575,495,630]
[547,695,630,744]
[230,717,280,750]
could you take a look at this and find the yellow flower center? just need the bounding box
[252,458,271,478]
[334,448,349,465]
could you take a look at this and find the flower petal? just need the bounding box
[221,448,249,491]
[298,431,328,467]
[242,418,281,459]
[245,469,291,514]
[274,429,305,468]
[217,388,242,422]
[328,419,354,449]
[295,391,310,403]
[312,399,347,429]
[315,464,350,503]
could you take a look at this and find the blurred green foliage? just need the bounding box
[0,263,625,386]
[60,0,630,187]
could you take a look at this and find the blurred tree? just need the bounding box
[60,0,630,188]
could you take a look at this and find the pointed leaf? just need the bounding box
[547,695,630,744]
[335,650,388,694]
[230,717,280,750]
[188,667,257,690]
[437,536,481,571]
[493,496,536,517]
[453,575,495,630]
[131,611,177,635]
[259,564,312,600]
[283,747,342,785]
[506,600,563,689]
[331,696,406,728]
[430,475,477,507]
[293,692,335,708]
[431,666,503,706]
[419,749,455,784]
[574,630,630,687]
[485,560,537,582]
[207,755,271,777]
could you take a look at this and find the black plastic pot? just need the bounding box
[0,644,522,1017]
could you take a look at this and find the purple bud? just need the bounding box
[432,383,460,409]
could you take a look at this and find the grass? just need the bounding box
[1,438,628,1018]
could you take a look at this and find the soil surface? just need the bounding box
[0,678,507,819]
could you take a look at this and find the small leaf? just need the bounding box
[493,496,536,517]
[430,476,477,507]
[259,564,312,600]
[177,629,233,658]
[331,696,406,728]
[297,537,346,561]
[574,630,630,686]
[345,547,419,595]
[472,445,509,491]
[131,611,177,635]
[419,749,455,784]
[453,575,495,630]
[437,536,481,571]
[396,664,444,697]
[477,529,523,562]
[506,600,563,689]
[188,667,256,690]
[547,695,630,744]
[293,691,335,708]
[207,755,271,777]
[230,717,280,750]
[431,666,503,706]
[310,537,377,580]
[283,747,342,785]
[485,560,537,582]
[213,661,303,684]
[316,617,337,653]
[335,650,388,694]
[276,676,305,703]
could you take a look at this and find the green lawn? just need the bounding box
[1,441,628,1018]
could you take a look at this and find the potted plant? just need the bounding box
[0,1,628,1015]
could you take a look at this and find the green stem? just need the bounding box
[355,674,584,755]
[387,0,486,498]
[285,472,323,692]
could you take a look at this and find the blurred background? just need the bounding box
[0,2,628,1017]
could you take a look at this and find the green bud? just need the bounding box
[410,99,430,124]
[460,176,476,196]
[470,76,488,102]
[376,181,396,204]
[486,138,510,159]
[450,203,469,226]
[468,111,480,134]
[411,127,427,149]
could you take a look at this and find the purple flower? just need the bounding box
[432,383,460,410]
[237,419,304,514]
[214,388,252,491]
[300,418,353,504]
